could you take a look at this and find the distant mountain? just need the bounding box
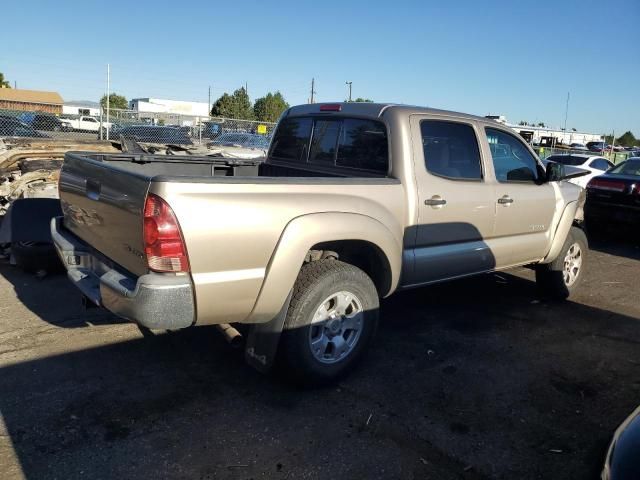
[65,100,100,107]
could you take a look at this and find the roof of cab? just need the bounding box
[285,102,491,124]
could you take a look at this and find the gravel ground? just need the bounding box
[0,236,638,480]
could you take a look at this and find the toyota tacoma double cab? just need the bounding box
[52,103,587,383]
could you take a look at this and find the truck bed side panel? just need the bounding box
[152,178,406,325]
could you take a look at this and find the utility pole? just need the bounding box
[245,81,248,96]
[610,130,615,154]
[563,91,570,142]
[346,81,352,102]
[14,81,17,89]
[106,63,110,141]
[208,85,211,116]
[310,78,316,104]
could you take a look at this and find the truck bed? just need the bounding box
[83,152,386,179]
[58,152,398,281]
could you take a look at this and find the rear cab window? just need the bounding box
[269,116,388,175]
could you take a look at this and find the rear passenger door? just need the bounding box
[484,127,556,265]
[407,116,503,285]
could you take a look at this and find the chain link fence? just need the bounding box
[3,108,635,163]
[535,146,634,164]
[0,107,277,151]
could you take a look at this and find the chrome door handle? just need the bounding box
[425,197,447,206]
[497,195,514,205]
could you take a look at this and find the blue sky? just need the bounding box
[1,0,638,134]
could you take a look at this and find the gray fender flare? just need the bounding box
[244,212,402,325]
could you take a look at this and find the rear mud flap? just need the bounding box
[244,292,292,373]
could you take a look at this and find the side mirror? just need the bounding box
[545,161,565,182]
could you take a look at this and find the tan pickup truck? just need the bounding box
[52,103,587,383]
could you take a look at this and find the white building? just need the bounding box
[129,98,209,118]
[486,116,602,146]
[63,101,101,117]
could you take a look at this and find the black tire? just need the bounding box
[535,226,588,300]
[277,259,379,385]
[11,241,63,273]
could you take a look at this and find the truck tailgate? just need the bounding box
[58,153,150,277]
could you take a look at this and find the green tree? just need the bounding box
[615,131,637,147]
[100,93,128,111]
[0,72,11,88]
[211,87,254,120]
[537,122,546,127]
[518,121,529,126]
[345,97,373,103]
[253,91,289,122]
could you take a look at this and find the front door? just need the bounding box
[406,116,500,286]
[484,127,556,265]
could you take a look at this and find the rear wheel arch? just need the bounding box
[308,240,392,297]
[245,213,401,324]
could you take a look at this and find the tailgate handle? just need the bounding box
[85,179,101,201]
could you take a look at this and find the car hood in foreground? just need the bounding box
[602,406,640,480]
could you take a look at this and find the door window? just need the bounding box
[421,120,482,180]
[486,128,540,183]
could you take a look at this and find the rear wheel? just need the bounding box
[536,226,588,300]
[278,259,379,385]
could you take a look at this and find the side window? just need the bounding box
[421,120,482,180]
[270,117,312,162]
[591,159,610,171]
[309,120,340,164]
[336,119,388,173]
[485,128,540,183]
[85,117,97,123]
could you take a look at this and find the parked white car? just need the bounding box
[544,154,614,188]
[569,143,588,151]
[63,115,111,133]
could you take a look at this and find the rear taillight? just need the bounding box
[631,184,640,196]
[586,178,627,192]
[143,193,189,273]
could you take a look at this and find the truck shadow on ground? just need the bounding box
[586,230,640,261]
[0,263,127,328]
[1,266,639,479]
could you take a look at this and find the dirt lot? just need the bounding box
[0,236,639,480]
